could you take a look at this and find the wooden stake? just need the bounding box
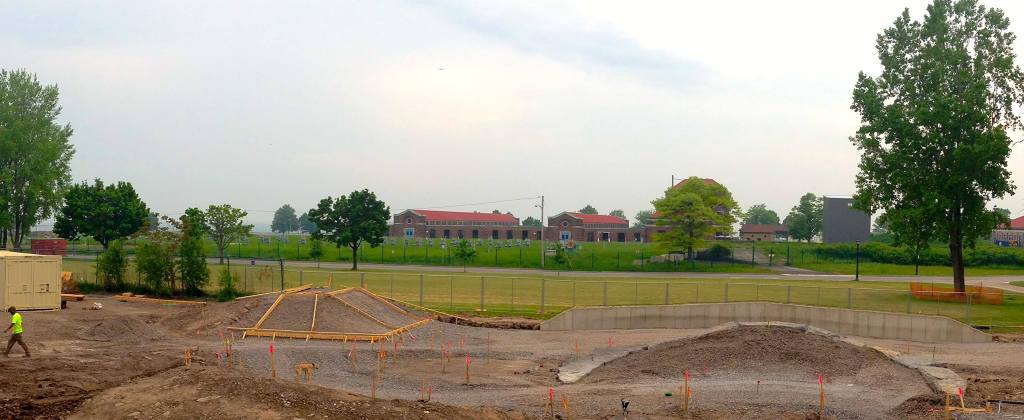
[562,394,572,420]
[371,372,378,399]
[818,373,826,417]
[442,349,448,373]
[574,340,580,359]
[682,369,690,413]
[270,343,277,379]
[459,335,464,351]
[464,355,471,384]
[328,274,334,289]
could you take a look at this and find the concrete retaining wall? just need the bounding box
[540,302,991,343]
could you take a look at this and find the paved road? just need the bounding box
[65,254,1024,293]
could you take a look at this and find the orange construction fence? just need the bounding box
[909,282,1003,305]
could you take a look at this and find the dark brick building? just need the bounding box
[545,212,647,243]
[389,209,542,240]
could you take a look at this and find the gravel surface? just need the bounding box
[314,296,392,334]
[338,289,420,327]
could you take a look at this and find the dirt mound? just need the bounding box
[70,365,529,420]
[584,326,919,383]
[162,294,277,337]
[80,315,163,343]
[437,315,540,330]
[0,347,180,419]
[336,289,419,327]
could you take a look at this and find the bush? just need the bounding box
[697,243,731,261]
[96,240,129,291]
[216,267,239,302]
[135,238,176,294]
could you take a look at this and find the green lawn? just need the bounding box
[787,261,1024,276]
[62,259,1024,331]
[1011,281,1024,288]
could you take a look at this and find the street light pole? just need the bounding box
[538,195,545,269]
[855,240,861,281]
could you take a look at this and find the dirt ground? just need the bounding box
[4,293,1024,419]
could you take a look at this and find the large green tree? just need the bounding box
[652,176,739,259]
[0,69,75,250]
[743,203,780,225]
[521,216,542,227]
[307,189,389,270]
[608,209,626,219]
[177,208,209,295]
[271,204,299,233]
[298,212,317,233]
[850,0,1023,292]
[577,204,598,215]
[633,210,654,228]
[53,179,149,249]
[784,193,823,242]
[204,204,253,264]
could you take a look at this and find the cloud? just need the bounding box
[414,0,708,91]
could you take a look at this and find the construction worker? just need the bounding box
[4,306,29,357]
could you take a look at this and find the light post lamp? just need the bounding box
[536,195,545,269]
[855,240,861,281]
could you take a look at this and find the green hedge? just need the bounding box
[809,242,1024,267]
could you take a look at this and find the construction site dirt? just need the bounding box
[4,292,1024,419]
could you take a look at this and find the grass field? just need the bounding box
[785,261,1024,276]
[61,259,1024,330]
[64,236,773,273]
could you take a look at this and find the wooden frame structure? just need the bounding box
[231,287,429,342]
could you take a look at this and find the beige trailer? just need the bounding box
[0,251,61,310]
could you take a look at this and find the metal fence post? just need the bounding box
[965,294,971,324]
[724,283,730,303]
[634,280,638,305]
[664,282,670,305]
[511,278,516,312]
[360,273,366,289]
[906,291,912,313]
[449,275,454,311]
[847,288,852,309]
[299,270,303,285]
[479,276,484,311]
[540,278,546,314]
[420,274,425,306]
[786,285,792,304]
[571,280,576,307]
[603,280,608,306]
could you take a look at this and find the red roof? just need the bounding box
[1007,215,1024,230]
[569,212,628,225]
[411,209,517,223]
[740,223,788,234]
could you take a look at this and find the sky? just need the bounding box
[4,0,1024,231]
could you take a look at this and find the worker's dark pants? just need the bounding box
[5,333,28,356]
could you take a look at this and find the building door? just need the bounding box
[428,229,436,238]
[633,232,641,242]
[601,232,610,242]
[404,228,414,238]
[472,230,479,239]
[521,230,529,240]
[586,232,594,241]
[560,231,571,243]
[443,229,450,238]
[617,233,625,242]
[491,230,498,239]
[7,260,33,309]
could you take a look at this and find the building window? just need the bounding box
[586,232,594,241]
[404,228,414,238]
[443,229,450,238]
[405,217,412,224]
[506,230,513,239]
[560,231,571,242]
[634,232,641,242]
[601,232,609,242]
[457,230,464,239]
[428,229,436,238]
[472,230,479,239]
[521,230,529,240]
[617,233,625,242]
[561,221,569,228]
[491,230,498,239]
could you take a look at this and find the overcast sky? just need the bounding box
[4,0,1024,230]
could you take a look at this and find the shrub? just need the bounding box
[96,240,129,291]
[698,243,731,261]
[216,267,239,302]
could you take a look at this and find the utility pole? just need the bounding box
[539,195,545,269]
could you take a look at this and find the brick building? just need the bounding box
[545,212,647,243]
[992,215,1024,247]
[739,224,789,241]
[389,209,542,240]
